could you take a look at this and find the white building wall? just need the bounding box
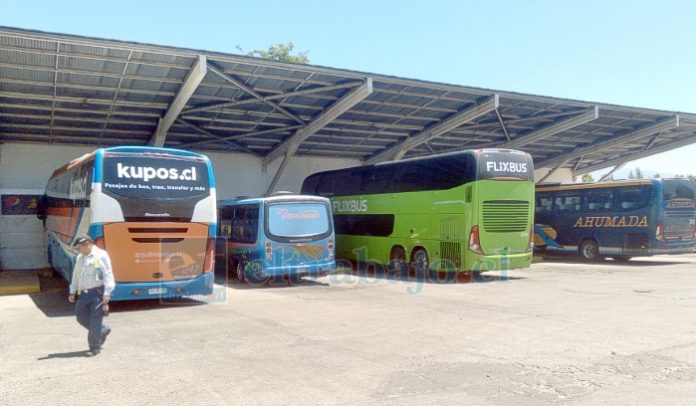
[0,142,359,270]
[534,167,574,183]
[1,144,96,270]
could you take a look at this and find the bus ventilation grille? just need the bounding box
[665,207,696,218]
[482,200,529,233]
[439,242,461,271]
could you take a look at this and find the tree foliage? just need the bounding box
[581,173,594,183]
[628,167,644,179]
[238,42,309,64]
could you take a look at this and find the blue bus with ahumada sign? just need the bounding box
[534,179,696,260]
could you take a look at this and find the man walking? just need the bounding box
[68,235,115,356]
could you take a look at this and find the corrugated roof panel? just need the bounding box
[2,27,696,172]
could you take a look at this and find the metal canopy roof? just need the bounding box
[2,26,696,177]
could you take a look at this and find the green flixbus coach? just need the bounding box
[301,148,535,277]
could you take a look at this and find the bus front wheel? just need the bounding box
[410,248,429,279]
[579,240,600,261]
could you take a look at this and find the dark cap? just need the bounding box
[72,235,93,247]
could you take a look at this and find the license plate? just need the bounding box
[148,287,167,295]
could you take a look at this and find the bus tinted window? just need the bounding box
[102,154,210,199]
[663,179,696,200]
[552,192,582,212]
[218,207,233,238]
[267,203,330,238]
[231,204,259,244]
[303,150,486,197]
[585,189,613,211]
[334,214,395,236]
[615,185,651,210]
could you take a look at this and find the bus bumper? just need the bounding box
[259,260,336,278]
[110,272,215,301]
[459,252,533,272]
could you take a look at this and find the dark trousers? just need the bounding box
[75,287,109,350]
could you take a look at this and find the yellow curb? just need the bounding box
[532,254,544,263]
[0,271,41,295]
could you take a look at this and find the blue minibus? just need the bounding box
[216,194,335,282]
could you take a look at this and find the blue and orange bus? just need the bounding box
[216,194,335,283]
[38,146,217,300]
[534,179,696,260]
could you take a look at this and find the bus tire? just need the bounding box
[387,246,407,276]
[612,255,632,262]
[234,260,246,282]
[410,248,429,279]
[579,239,600,261]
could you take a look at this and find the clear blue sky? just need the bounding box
[2,0,695,176]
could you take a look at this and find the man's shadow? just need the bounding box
[37,350,92,360]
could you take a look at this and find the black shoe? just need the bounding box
[86,348,100,357]
[100,327,111,346]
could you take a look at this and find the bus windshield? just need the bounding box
[267,202,330,238]
[662,179,696,202]
[101,153,211,221]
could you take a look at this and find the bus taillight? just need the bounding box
[203,237,214,273]
[528,225,534,252]
[265,242,273,260]
[94,237,105,249]
[328,239,334,258]
[656,222,665,241]
[468,225,484,255]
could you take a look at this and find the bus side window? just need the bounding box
[615,185,650,211]
[218,207,233,238]
[587,190,612,211]
[231,204,259,243]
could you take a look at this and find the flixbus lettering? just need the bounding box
[485,161,528,173]
[332,199,368,213]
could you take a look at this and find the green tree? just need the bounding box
[581,173,594,182]
[238,43,309,64]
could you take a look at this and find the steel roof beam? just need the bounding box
[539,115,679,169]
[175,118,259,156]
[573,130,696,175]
[148,55,207,147]
[180,125,303,148]
[207,62,305,125]
[262,78,373,166]
[182,81,364,115]
[364,94,499,164]
[263,78,373,195]
[598,162,627,181]
[501,107,598,149]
